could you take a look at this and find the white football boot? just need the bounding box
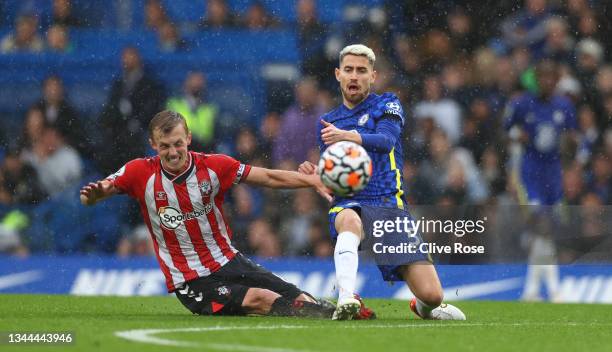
[410,298,466,320]
[332,296,361,320]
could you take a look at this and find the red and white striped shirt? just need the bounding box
[107,151,251,292]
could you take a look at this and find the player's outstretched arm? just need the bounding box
[79,179,119,206]
[244,167,332,201]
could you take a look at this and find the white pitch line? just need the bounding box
[115,322,612,351]
[115,326,314,352]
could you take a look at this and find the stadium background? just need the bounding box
[0,0,610,301]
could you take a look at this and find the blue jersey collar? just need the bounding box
[341,93,377,112]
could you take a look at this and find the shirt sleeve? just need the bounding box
[106,159,145,198]
[360,115,401,153]
[207,154,251,193]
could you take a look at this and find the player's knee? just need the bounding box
[335,209,362,235]
[241,288,280,314]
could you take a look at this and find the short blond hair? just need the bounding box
[339,44,376,67]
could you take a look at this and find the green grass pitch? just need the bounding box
[1,294,611,352]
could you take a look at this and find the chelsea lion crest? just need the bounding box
[358,114,369,126]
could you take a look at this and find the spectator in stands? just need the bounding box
[247,219,281,257]
[242,1,281,30]
[494,56,521,97]
[596,66,612,100]
[563,162,585,205]
[199,0,239,30]
[272,77,325,167]
[18,107,46,153]
[22,126,82,197]
[500,0,554,54]
[480,146,506,197]
[576,9,601,42]
[0,208,29,256]
[459,97,496,162]
[392,36,423,93]
[33,76,91,159]
[564,0,591,33]
[416,128,451,201]
[304,220,333,257]
[413,75,463,145]
[116,224,154,257]
[157,21,188,52]
[144,0,169,31]
[0,147,46,205]
[258,112,281,167]
[575,104,599,165]
[99,46,166,174]
[575,38,604,112]
[595,65,612,129]
[235,127,263,165]
[542,16,574,63]
[167,71,217,151]
[51,0,81,27]
[588,152,611,204]
[280,189,320,255]
[45,24,72,53]
[296,0,329,81]
[445,6,478,54]
[0,14,44,53]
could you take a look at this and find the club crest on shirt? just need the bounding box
[553,110,565,125]
[155,191,167,201]
[217,286,231,296]
[199,180,212,196]
[358,113,369,126]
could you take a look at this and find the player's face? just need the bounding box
[336,54,376,107]
[150,124,192,173]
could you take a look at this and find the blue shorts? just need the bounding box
[328,201,431,281]
[517,156,563,206]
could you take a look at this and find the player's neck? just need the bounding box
[342,94,369,110]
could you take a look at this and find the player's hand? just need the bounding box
[298,161,317,175]
[321,120,358,145]
[79,180,111,206]
[306,167,333,203]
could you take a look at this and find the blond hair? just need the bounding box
[339,44,376,67]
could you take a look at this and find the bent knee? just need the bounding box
[335,209,362,235]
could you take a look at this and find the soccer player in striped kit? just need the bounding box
[80,110,334,318]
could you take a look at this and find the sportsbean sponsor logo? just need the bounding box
[158,205,211,230]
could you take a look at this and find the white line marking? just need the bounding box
[115,326,312,352]
[115,322,612,351]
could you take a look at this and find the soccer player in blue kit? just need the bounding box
[504,59,577,206]
[299,44,466,320]
[504,59,577,301]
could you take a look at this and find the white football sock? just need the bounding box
[416,298,436,318]
[334,231,360,301]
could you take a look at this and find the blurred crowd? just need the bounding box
[0,0,610,262]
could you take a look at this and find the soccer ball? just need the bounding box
[318,141,372,196]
